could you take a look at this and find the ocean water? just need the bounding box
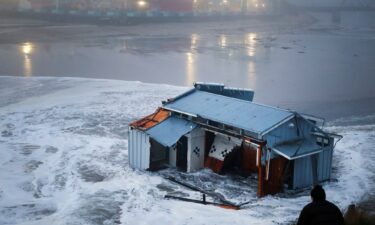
[0,12,375,120]
[0,77,374,225]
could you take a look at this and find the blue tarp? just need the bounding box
[146,116,197,147]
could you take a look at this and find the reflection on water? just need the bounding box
[191,33,199,51]
[1,11,374,121]
[219,35,227,49]
[186,34,199,85]
[245,33,257,57]
[186,52,196,86]
[20,42,34,77]
[24,56,32,77]
[245,33,257,88]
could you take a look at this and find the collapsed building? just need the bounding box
[128,83,340,197]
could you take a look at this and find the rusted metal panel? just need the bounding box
[263,156,288,195]
[128,128,150,170]
[204,156,224,174]
[129,108,169,130]
[241,143,258,174]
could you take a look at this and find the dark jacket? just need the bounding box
[297,200,344,225]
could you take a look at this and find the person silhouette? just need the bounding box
[297,185,344,225]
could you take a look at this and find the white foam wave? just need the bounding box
[0,77,373,225]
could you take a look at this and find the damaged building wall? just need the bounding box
[187,128,205,172]
[264,116,315,152]
[263,115,335,190]
[169,145,177,168]
[293,140,334,189]
[127,84,339,197]
[128,128,150,170]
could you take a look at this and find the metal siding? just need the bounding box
[293,156,314,189]
[128,128,150,170]
[318,147,333,181]
[265,118,298,148]
[264,117,334,189]
[163,90,293,135]
[293,147,332,189]
[194,83,254,101]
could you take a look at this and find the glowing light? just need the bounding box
[222,0,228,4]
[22,42,33,55]
[245,33,257,57]
[262,3,265,7]
[20,42,34,77]
[193,0,198,3]
[219,35,227,48]
[137,0,147,8]
[255,3,258,8]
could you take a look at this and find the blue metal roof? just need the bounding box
[272,139,323,160]
[163,90,293,136]
[146,116,197,147]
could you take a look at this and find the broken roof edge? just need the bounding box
[129,107,170,131]
[271,147,322,160]
[145,116,198,147]
[271,137,324,160]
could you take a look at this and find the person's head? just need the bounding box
[310,185,326,202]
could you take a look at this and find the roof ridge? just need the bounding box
[194,90,292,114]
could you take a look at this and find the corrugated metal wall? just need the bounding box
[293,156,313,189]
[317,144,333,181]
[293,146,333,189]
[128,128,150,170]
[265,115,334,189]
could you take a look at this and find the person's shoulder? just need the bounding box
[301,202,315,211]
[325,200,340,209]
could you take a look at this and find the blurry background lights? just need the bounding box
[22,42,33,55]
[137,0,147,8]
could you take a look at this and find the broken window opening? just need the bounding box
[149,138,169,171]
